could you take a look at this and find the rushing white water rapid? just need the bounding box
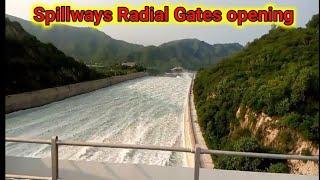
[6,73,193,167]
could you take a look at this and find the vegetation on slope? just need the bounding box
[90,63,146,77]
[5,18,104,95]
[193,14,319,172]
[6,15,243,73]
[6,14,144,66]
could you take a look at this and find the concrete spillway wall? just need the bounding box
[5,72,148,114]
[183,73,214,168]
[183,76,196,167]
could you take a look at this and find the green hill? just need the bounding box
[6,15,243,73]
[128,39,243,73]
[194,14,319,172]
[5,18,104,95]
[6,14,144,66]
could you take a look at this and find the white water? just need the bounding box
[6,73,192,167]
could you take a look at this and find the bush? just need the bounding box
[268,163,289,173]
[215,137,288,173]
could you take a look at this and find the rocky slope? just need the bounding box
[236,106,319,175]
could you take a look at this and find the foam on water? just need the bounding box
[6,73,193,167]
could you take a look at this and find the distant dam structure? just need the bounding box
[6,73,193,167]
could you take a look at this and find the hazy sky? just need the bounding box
[5,0,319,46]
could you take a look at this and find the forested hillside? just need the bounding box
[5,18,104,95]
[6,14,144,66]
[194,14,319,173]
[6,15,243,73]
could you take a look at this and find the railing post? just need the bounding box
[51,136,58,180]
[194,144,201,180]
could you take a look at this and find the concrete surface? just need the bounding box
[189,77,214,168]
[6,156,318,180]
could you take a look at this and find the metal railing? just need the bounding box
[5,136,319,180]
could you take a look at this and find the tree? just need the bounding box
[306,14,319,29]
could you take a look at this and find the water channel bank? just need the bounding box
[183,74,214,168]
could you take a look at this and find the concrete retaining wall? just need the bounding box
[183,75,196,167]
[6,72,147,113]
[183,73,214,168]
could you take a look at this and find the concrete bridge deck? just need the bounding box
[6,156,318,180]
